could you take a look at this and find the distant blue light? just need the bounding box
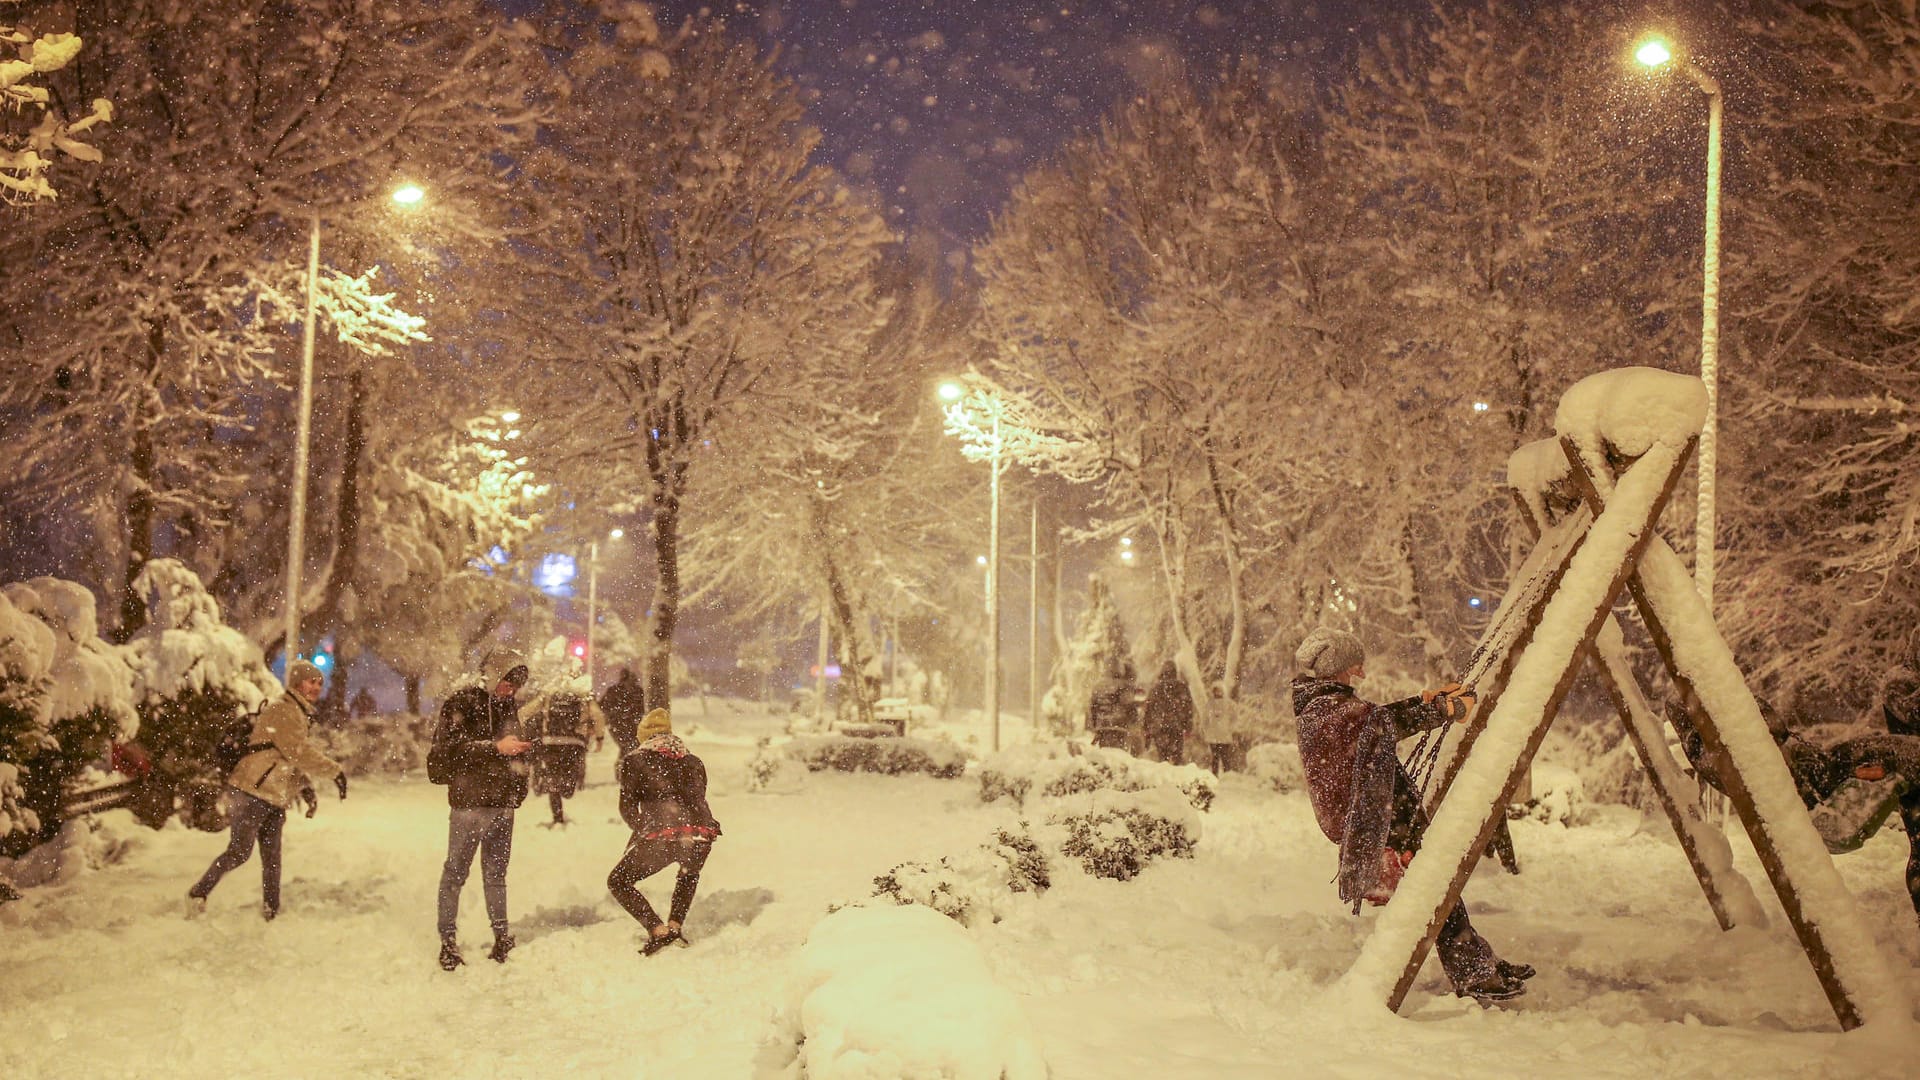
[312,652,331,669]
[1468,597,1483,608]
[536,553,578,597]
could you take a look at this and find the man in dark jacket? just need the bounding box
[601,666,647,757]
[608,708,721,955]
[430,649,533,970]
[1141,660,1194,764]
[1291,626,1531,1004]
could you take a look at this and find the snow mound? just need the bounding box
[747,739,810,793]
[865,826,1050,928]
[1045,786,1202,881]
[1245,741,1304,793]
[979,741,1215,811]
[786,734,968,779]
[771,904,1049,1079]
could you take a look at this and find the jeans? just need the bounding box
[438,807,515,937]
[189,789,286,911]
[607,836,711,932]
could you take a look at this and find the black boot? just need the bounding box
[640,927,682,956]
[489,932,516,963]
[1496,959,1535,982]
[1456,971,1526,1004]
[438,936,464,972]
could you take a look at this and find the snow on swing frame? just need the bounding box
[1343,366,1912,1033]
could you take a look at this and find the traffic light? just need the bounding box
[570,639,587,659]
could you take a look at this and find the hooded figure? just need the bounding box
[1141,661,1194,764]
[430,648,533,970]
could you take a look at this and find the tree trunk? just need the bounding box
[405,674,422,715]
[116,319,166,643]
[315,366,368,720]
[644,470,685,710]
[821,549,878,726]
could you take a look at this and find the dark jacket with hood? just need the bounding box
[431,651,531,810]
[1292,675,1451,906]
[617,735,721,842]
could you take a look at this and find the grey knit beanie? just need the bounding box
[286,659,324,687]
[1296,627,1365,679]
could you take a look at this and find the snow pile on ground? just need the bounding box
[979,742,1216,811]
[0,810,144,893]
[785,734,968,779]
[746,738,810,793]
[1245,740,1304,793]
[1510,762,1586,826]
[769,903,1049,1079]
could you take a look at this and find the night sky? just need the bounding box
[652,0,1403,268]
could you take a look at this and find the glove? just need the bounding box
[299,785,319,818]
[334,772,349,800]
[1422,682,1476,720]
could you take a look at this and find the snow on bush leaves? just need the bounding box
[1047,786,1201,881]
[978,742,1215,811]
[785,734,967,780]
[868,826,1050,928]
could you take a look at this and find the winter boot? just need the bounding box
[185,894,207,920]
[640,927,683,956]
[1456,972,1527,1005]
[438,935,464,972]
[261,902,278,922]
[488,932,516,963]
[1495,959,1535,982]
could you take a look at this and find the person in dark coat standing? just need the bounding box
[1290,626,1532,1004]
[601,666,647,757]
[608,708,721,955]
[429,649,533,970]
[1141,660,1195,764]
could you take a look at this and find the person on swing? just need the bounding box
[1292,626,1534,1004]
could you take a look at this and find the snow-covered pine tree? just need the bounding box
[1047,573,1137,737]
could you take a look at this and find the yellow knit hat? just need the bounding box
[638,707,672,737]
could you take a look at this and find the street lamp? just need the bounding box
[941,379,1006,751]
[1636,34,1724,611]
[282,183,426,668]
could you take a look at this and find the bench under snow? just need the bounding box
[771,904,1048,1079]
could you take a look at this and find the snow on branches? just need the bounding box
[0,10,111,202]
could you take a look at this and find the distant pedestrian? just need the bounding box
[608,708,721,955]
[1200,684,1236,775]
[1141,661,1194,765]
[427,649,533,970]
[1291,627,1532,1004]
[185,659,347,921]
[525,657,606,826]
[602,666,647,757]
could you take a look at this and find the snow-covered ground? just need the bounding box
[4,700,1918,1078]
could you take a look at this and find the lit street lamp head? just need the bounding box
[392,183,426,206]
[1635,37,1673,68]
[937,381,964,402]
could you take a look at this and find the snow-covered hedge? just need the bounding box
[1245,741,1304,793]
[769,904,1048,1079]
[979,742,1215,811]
[1046,786,1201,882]
[868,826,1050,928]
[312,713,435,777]
[1506,762,1587,826]
[785,734,967,780]
[746,739,809,793]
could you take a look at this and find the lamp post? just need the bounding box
[282,184,426,668]
[940,379,1005,752]
[1636,35,1724,611]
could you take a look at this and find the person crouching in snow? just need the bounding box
[186,658,347,921]
[608,708,721,955]
[1291,627,1533,1004]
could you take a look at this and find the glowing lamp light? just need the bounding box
[937,381,964,402]
[976,554,988,566]
[609,528,624,540]
[392,183,426,205]
[571,640,587,658]
[1120,550,1134,562]
[1120,537,1133,547]
[311,652,331,669]
[1472,401,1490,412]
[1468,597,1483,609]
[1635,38,1673,68]
[500,411,521,423]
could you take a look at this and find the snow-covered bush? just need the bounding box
[786,734,967,780]
[746,738,809,793]
[979,741,1215,811]
[1506,762,1587,826]
[769,903,1049,1079]
[0,810,143,892]
[1244,741,1304,793]
[311,713,435,776]
[868,826,1050,928]
[1046,786,1201,882]
[0,578,138,853]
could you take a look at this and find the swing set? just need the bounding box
[1347,367,1910,1033]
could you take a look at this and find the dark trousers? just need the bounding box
[438,807,515,937]
[607,836,711,932]
[1207,742,1233,774]
[189,789,286,911]
[1434,897,1497,988]
[1903,788,1920,920]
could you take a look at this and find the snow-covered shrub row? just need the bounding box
[1505,762,1587,826]
[1047,786,1201,882]
[868,826,1050,928]
[745,739,809,793]
[311,713,436,776]
[978,741,1215,811]
[1244,741,1304,793]
[785,734,967,780]
[0,811,144,893]
[768,903,1048,1080]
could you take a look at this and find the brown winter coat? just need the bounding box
[229,691,342,809]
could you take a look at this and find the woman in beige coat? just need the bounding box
[186,659,346,920]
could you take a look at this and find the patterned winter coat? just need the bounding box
[229,691,342,809]
[1292,675,1452,906]
[617,734,721,842]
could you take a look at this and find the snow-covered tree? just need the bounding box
[1045,573,1136,735]
[0,2,111,202]
[515,9,894,708]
